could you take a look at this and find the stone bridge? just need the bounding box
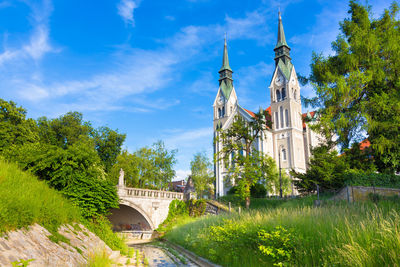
[108,184,184,231]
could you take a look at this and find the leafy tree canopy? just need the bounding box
[190,152,215,198]
[302,1,400,172]
[216,112,285,208]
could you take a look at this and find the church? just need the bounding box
[213,13,323,197]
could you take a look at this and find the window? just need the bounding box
[218,108,221,118]
[280,106,284,128]
[285,109,289,127]
[282,149,287,160]
[222,106,225,117]
[276,90,281,102]
[294,90,297,100]
[275,112,279,129]
[282,87,286,99]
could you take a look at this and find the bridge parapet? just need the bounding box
[120,187,184,200]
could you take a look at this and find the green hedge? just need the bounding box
[346,172,400,188]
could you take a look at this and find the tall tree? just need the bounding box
[216,111,280,208]
[0,99,38,152]
[303,1,400,172]
[152,140,177,190]
[190,152,214,198]
[93,126,126,173]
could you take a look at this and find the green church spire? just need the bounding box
[274,12,291,66]
[220,35,232,72]
[275,11,289,49]
[218,35,233,99]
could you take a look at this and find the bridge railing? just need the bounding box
[120,187,184,200]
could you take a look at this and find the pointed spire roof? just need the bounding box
[275,11,289,49]
[219,35,232,72]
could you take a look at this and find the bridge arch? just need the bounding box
[108,199,155,231]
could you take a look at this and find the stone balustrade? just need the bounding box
[120,187,184,200]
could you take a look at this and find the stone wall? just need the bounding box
[0,223,113,267]
[332,186,400,202]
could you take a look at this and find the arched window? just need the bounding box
[222,106,225,117]
[285,109,289,127]
[294,89,297,100]
[282,148,287,161]
[275,112,279,129]
[218,108,221,118]
[276,90,281,102]
[280,106,284,128]
[282,87,286,99]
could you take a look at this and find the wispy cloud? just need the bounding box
[0,0,54,66]
[174,169,190,181]
[117,0,139,26]
[235,61,273,109]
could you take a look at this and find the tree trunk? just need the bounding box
[246,196,250,209]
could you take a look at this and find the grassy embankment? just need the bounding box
[0,158,127,257]
[165,196,400,266]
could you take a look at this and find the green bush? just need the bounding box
[187,199,206,217]
[345,171,400,188]
[228,184,267,198]
[250,184,267,198]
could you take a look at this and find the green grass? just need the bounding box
[85,249,114,267]
[0,158,128,255]
[165,199,400,266]
[0,158,81,233]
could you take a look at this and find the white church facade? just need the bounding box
[213,13,323,197]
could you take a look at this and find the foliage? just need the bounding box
[86,249,114,267]
[92,126,126,173]
[302,1,400,172]
[165,199,400,266]
[5,141,119,218]
[84,216,128,255]
[11,259,35,267]
[216,112,282,208]
[110,141,177,190]
[345,170,400,188]
[0,99,125,218]
[157,199,206,233]
[187,199,206,217]
[291,145,350,193]
[0,99,38,153]
[229,183,267,198]
[0,159,81,233]
[251,183,267,198]
[257,226,294,266]
[151,140,177,189]
[190,152,215,198]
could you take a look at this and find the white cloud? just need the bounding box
[174,169,190,181]
[164,127,213,149]
[0,0,54,66]
[165,15,175,21]
[117,0,139,26]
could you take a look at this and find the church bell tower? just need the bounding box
[270,12,306,173]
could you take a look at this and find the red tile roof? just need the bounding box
[302,111,316,129]
[359,139,371,150]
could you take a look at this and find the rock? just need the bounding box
[0,223,113,267]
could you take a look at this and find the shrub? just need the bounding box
[187,199,206,217]
[251,184,267,198]
[345,171,400,188]
[257,226,294,266]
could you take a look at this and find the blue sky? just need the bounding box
[0,0,394,180]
